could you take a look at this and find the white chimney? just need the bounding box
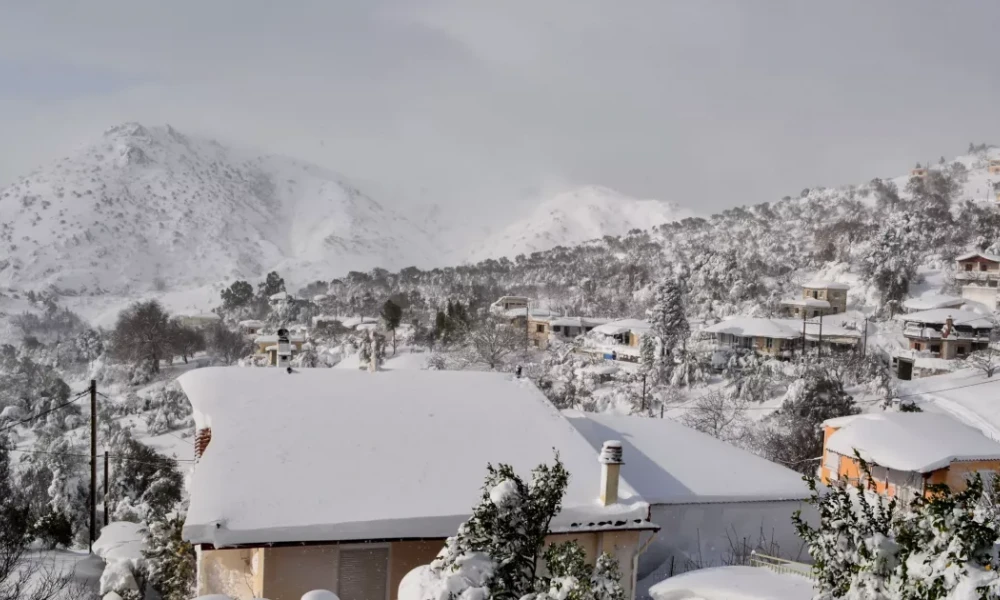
[276,328,291,369]
[598,440,624,506]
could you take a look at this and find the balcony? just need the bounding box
[955,270,1000,283]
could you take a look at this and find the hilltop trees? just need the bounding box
[861,212,919,315]
[220,280,253,312]
[649,275,688,358]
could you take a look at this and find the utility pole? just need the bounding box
[89,379,97,552]
[862,315,869,356]
[818,314,823,359]
[641,373,647,413]
[103,451,109,527]
[800,311,807,362]
[525,300,530,354]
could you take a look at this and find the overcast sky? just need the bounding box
[2,1,999,222]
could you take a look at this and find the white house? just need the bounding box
[701,317,861,359]
[956,252,1000,307]
[901,294,966,313]
[564,411,812,588]
[178,368,657,600]
[489,295,530,315]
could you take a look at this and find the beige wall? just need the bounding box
[198,531,643,600]
[801,287,847,313]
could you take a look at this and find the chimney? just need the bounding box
[195,427,212,461]
[598,440,624,506]
[276,328,291,369]
[943,316,954,338]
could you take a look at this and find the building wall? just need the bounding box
[801,287,847,314]
[198,547,264,599]
[961,285,998,306]
[928,459,1000,492]
[198,531,643,600]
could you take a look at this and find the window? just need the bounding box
[812,290,819,299]
[535,324,545,333]
[552,325,562,333]
[913,343,922,351]
[982,264,989,272]
[966,263,974,271]
[338,547,389,600]
[991,280,998,288]
[765,337,773,349]
[823,451,840,476]
[957,346,967,356]
[930,344,940,354]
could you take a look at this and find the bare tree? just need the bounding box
[167,319,205,364]
[468,317,521,370]
[207,324,251,365]
[968,348,999,378]
[680,392,749,444]
[110,300,173,373]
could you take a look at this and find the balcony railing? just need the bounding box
[749,551,815,580]
[956,271,1000,282]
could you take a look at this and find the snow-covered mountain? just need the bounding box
[0,123,439,294]
[467,185,696,262]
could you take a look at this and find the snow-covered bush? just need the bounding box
[144,514,195,600]
[109,432,184,522]
[403,455,626,600]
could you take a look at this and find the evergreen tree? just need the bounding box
[649,276,689,358]
[257,271,285,299]
[219,280,253,311]
[109,433,183,521]
[144,514,196,600]
[381,299,403,355]
[861,212,919,315]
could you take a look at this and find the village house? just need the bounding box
[779,280,849,318]
[587,319,653,362]
[955,251,1000,307]
[989,158,1000,175]
[238,320,264,338]
[820,413,1000,501]
[564,411,811,584]
[254,330,307,366]
[488,295,530,315]
[701,317,861,359]
[910,165,928,178]
[178,368,657,600]
[891,309,994,380]
[527,316,611,349]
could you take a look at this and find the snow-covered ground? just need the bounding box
[648,566,814,600]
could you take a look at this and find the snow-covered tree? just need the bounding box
[358,330,386,370]
[468,317,521,370]
[404,455,626,600]
[861,213,919,315]
[144,514,195,600]
[968,348,1000,378]
[109,433,183,522]
[649,276,689,358]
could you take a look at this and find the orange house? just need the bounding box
[820,413,1000,501]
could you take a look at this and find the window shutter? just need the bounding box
[338,547,389,600]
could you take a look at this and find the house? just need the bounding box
[797,280,849,315]
[778,297,833,319]
[177,313,222,329]
[269,291,293,306]
[254,331,307,365]
[178,368,656,600]
[955,252,1000,307]
[901,294,965,313]
[896,309,993,359]
[701,317,861,359]
[564,411,812,582]
[587,319,653,362]
[989,158,1000,175]
[910,166,928,178]
[528,316,611,349]
[489,295,530,315]
[238,320,264,338]
[820,412,1000,501]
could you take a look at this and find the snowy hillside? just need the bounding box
[0,123,440,295]
[467,185,696,262]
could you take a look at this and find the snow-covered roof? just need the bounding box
[181,313,221,321]
[897,309,994,328]
[825,412,1000,473]
[564,412,810,504]
[269,291,290,301]
[178,368,650,546]
[956,251,1000,263]
[549,317,611,328]
[649,566,814,600]
[801,280,850,290]
[591,319,652,336]
[779,298,831,308]
[253,333,306,344]
[702,317,860,342]
[238,319,264,328]
[702,318,801,340]
[898,369,1000,441]
[902,295,966,312]
[504,307,560,319]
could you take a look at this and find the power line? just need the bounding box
[6,447,195,465]
[0,388,90,435]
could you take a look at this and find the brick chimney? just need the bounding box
[598,440,624,506]
[194,427,212,461]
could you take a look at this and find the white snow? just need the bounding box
[800,280,850,290]
[398,552,493,600]
[467,185,696,262]
[779,298,831,308]
[648,566,814,600]
[564,411,810,504]
[955,251,1000,262]
[701,318,802,340]
[895,309,994,328]
[253,333,307,345]
[899,369,1000,442]
[93,522,148,596]
[824,412,1000,473]
[179,367,650,546]
[489,479,519,507]
[591,319,652,336]
[902,294,966,312]
[301,591,340,600]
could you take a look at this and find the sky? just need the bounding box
[1,0,1000,225]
